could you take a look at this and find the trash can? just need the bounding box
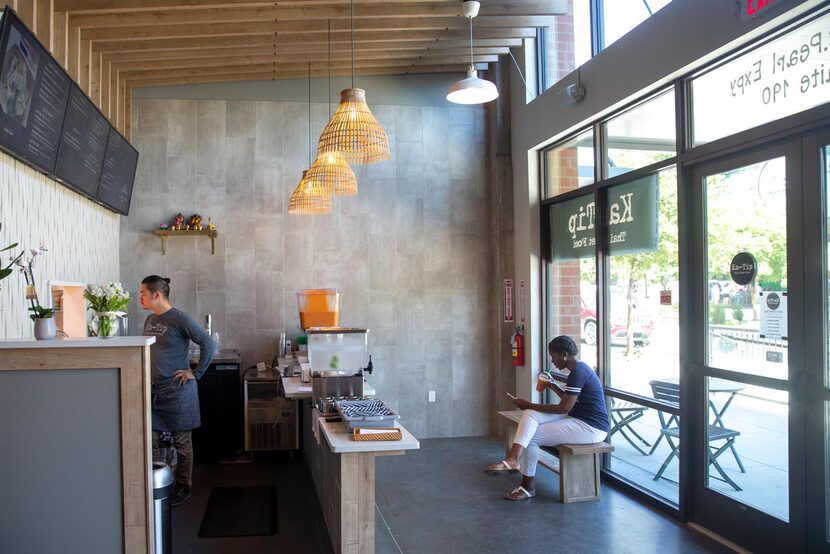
[152,462,174,554]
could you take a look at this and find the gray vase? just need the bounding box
[34,317,56,340]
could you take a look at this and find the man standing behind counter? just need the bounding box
[140,275,216,507]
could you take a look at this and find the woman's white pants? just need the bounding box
[513,410,607,477]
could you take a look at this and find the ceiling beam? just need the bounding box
[102,42,512,62]
[117,57,496,78]
[58,0,565,14]
[91,28,535,51]
[111,52,502,71]
[69,2,566,28]
[79,16,554,42]
[123,62,486,85]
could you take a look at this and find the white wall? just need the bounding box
[509,0,823,397]
[0,153,119,339]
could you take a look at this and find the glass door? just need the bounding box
[688,139,807,551]
[803,129,830,552]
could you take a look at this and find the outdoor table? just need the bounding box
[652,377,746,473]
[653,377,745,427]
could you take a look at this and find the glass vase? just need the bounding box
[93,312,120,338]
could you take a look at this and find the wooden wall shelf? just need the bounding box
[154,229,218,255]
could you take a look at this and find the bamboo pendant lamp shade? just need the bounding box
[318,88,390,165]
[288,171,333,215]
[306,151,358,196]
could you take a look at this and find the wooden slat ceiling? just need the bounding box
[11,0,567,137]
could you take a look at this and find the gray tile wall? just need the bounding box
[122,97,502,438]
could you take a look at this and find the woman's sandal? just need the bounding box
[504,486,536,501]
[483,460,519,475]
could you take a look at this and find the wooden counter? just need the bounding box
[0,337,156,554]
[302,401,419,553]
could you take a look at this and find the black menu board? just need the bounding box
[54,84,109,198]
[96,128,138,216]
[0,9,70,173]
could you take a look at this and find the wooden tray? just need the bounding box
[351,427,403,441]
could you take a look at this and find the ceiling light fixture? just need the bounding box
[317,0,390,165]
[289,62,333,215]
[304,19,358,196]
[446,0,499,105]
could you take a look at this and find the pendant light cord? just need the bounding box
[328,19,332,117]
[469,13,473,68]
[350,0,355,88]
[308,61,311,166]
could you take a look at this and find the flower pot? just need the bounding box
[33,317,56,340]
[93,312,120,338]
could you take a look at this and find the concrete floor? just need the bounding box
[173,437,732,553]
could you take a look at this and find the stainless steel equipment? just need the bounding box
[152,462,174,554]
[308,328,373,413]
[243,367,297,451]
[335,399,399,430]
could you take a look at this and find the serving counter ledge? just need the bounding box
[0,336,157,554]
[302,400,419,553]
[320,420,419,454]
[0,336,156,348]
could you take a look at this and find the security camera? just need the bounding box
[566,84,585,101]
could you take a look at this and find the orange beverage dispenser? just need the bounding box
[297,289,341,329]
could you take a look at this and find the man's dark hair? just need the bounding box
[141,275,171,299]
[549,335,578,356]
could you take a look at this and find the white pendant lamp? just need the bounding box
[447,0,499,105]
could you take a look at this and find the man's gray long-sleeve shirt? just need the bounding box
[144,307,217,432]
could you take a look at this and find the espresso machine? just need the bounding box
[308,328,373,415]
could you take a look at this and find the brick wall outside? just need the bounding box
[544,0,577,90]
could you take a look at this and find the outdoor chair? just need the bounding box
[649,380,743,491]
[608,398,651,455]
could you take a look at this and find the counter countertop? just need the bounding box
[282,376,376,399]
[283,376,313,398]
[320,420,420,454]
[0,337,156,349]
[189,348,241,365]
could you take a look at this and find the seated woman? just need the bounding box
[484,335,609,500]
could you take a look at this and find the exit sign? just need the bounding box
[741,0,783,21]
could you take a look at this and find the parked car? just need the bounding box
[580,295,654,347]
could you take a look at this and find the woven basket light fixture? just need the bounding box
[289,63,333,215]
[288,171,333,214]
[306,151,357,196]
[318,0,389,165]
[307,20,358,196]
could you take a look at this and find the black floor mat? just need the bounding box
[197,485,278,538]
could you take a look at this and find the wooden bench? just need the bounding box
[497,410,614,503]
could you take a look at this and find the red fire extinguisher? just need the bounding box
[511,325,525,366]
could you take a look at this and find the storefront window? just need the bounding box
[692,10,830,146]
[606,396,680,505]
[706,157,788,380]
[602,0,673,50]
[540,0,591,93]
[606,89,676,179]
[543,128,594,198]
[606,168,679,397]
[539,0,672,93]
[548,193,597,370]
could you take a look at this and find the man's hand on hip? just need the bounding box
[173,369,195,386]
